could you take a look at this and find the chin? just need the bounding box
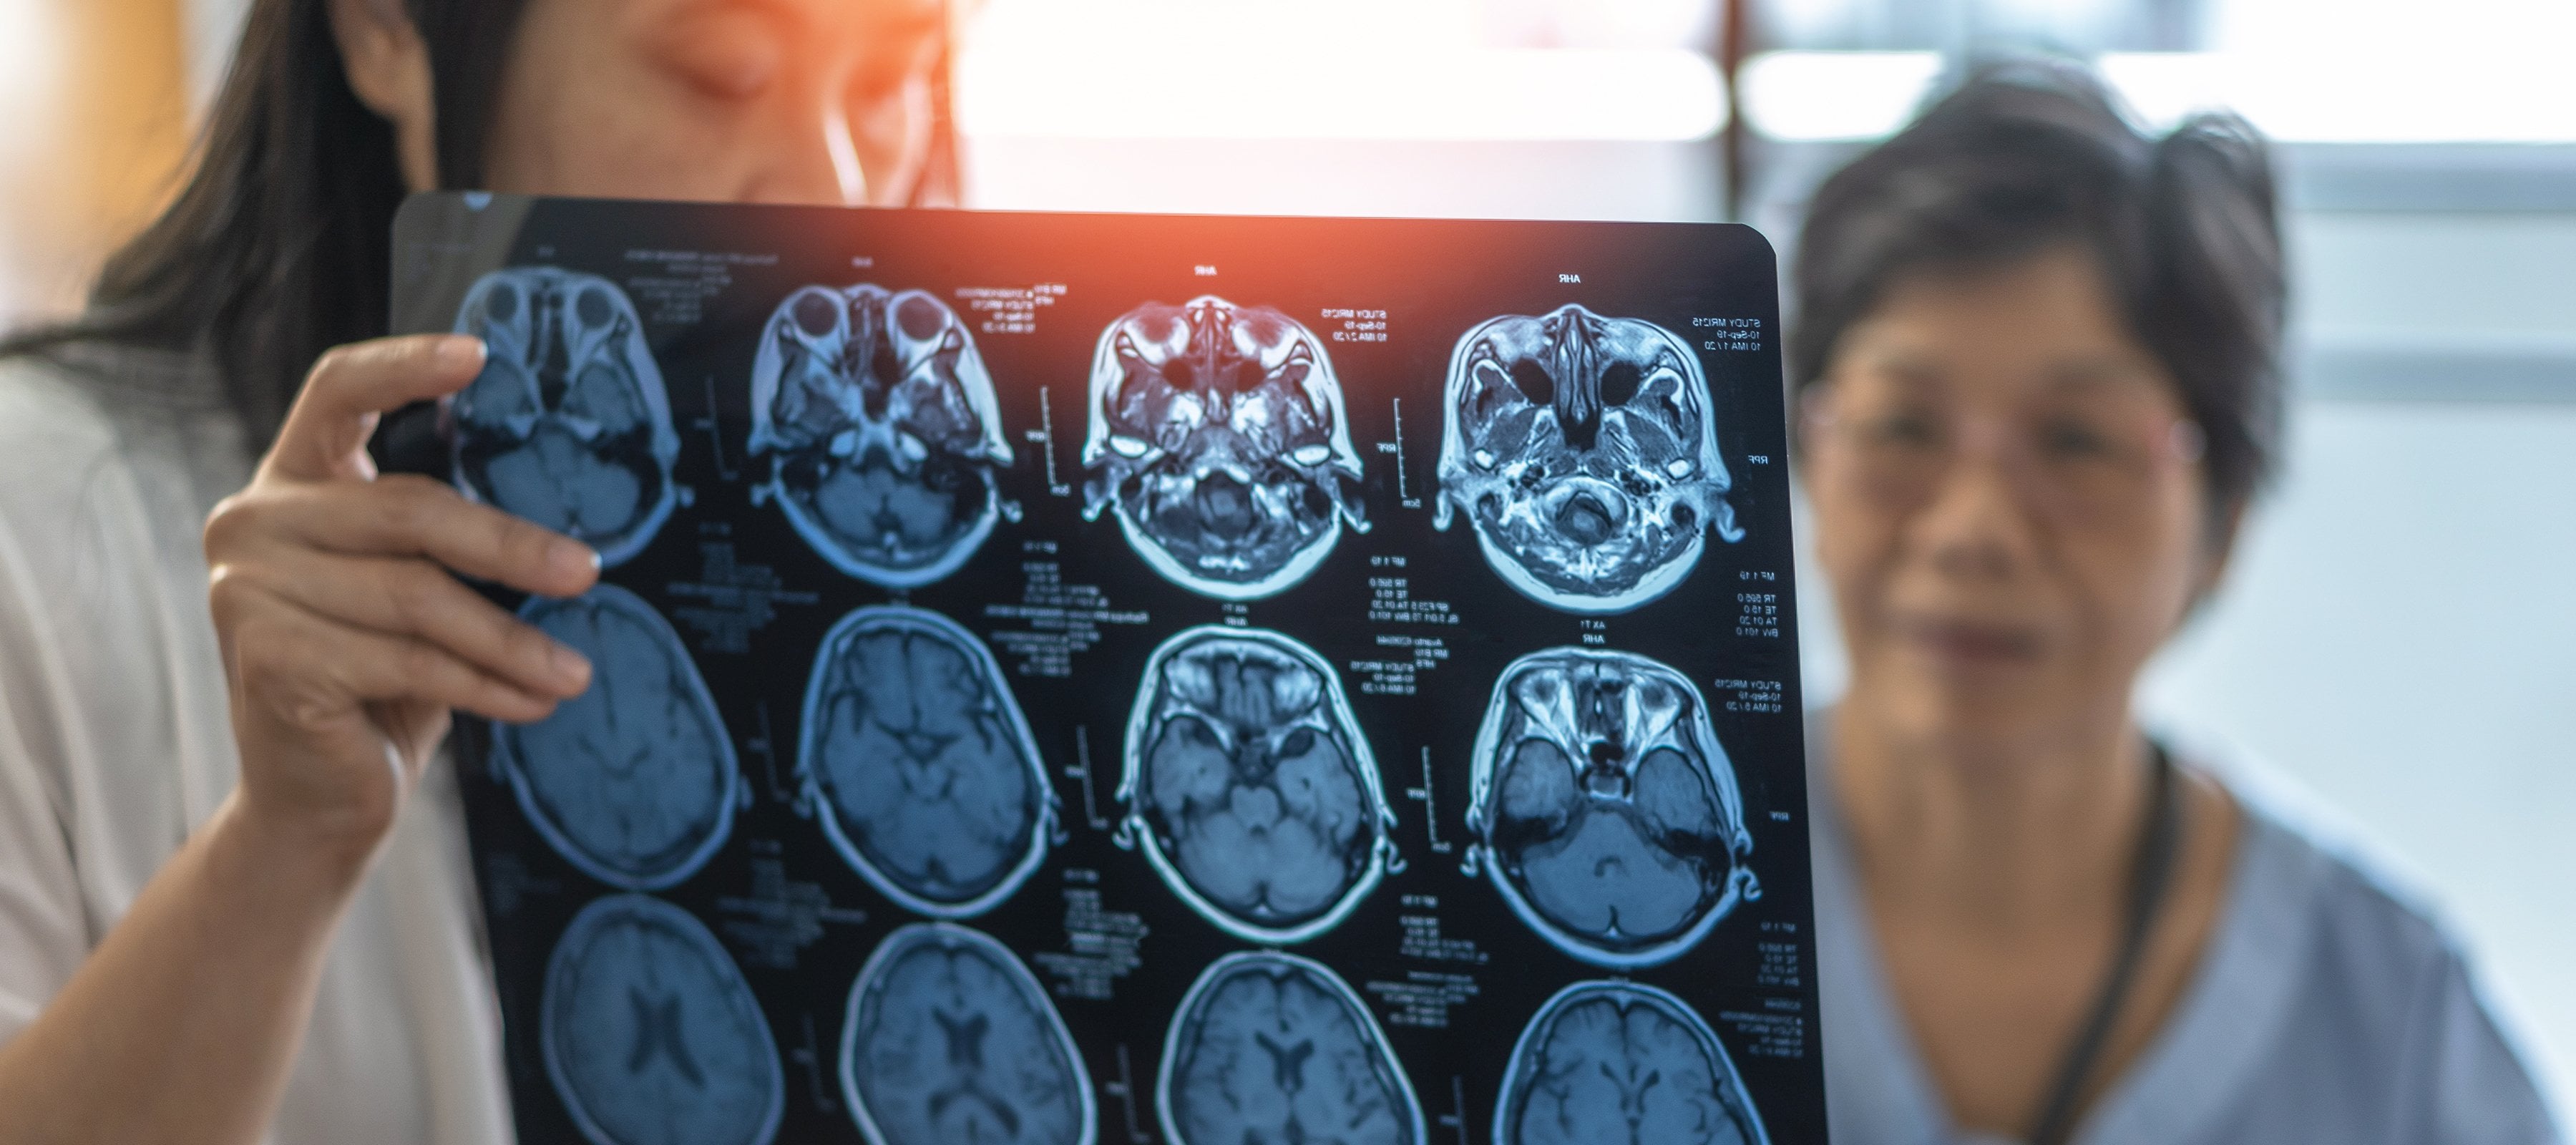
[1853,657,2071,754]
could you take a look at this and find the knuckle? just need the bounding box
[306,344,360,387]
[398,641,451,690]
[201,492,265,555]
[381,565,439,630]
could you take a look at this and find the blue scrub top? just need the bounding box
[1809,726,2565,1145]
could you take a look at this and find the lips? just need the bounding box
[1896,615,2046,666]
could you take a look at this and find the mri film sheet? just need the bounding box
[393,195,1823,1144]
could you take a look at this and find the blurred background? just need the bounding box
[3,0,2567,1118]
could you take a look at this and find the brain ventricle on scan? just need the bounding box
[494,585,738,891]
[1496,980,1769,1145]
[841,923,1096,1145]
[451,268,681,568]
[1467,647,1759,968]
[1083,296,1368,600]
[1436,303,1742,613]
[750,283,1016,588]
[798,605,1056,918]
[542,894,784,1145]
[1159,952,1425,1145]
[1119,626,1400,944]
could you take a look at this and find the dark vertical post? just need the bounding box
[1718,0,1752,222]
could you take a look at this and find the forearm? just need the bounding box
[0,791,374,1145]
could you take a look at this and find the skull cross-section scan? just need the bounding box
[542,894,784,1145]
[1435,304,1742,613]
[841,923,1096,1145]
[1083,296,1367,600]
[1118,626,1398,944]
[749,284,1015,588]
[1158,952,1425,1145]
[451,268,680,568]
[1494,980,1769,1145]
[494,585,738,891]
[797,605,1055,918]
[1466,648,1758,968]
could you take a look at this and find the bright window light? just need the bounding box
[1743,48,2576,145]
[957,47,1726,141]
[956,0,1724,141]
[1737,51,1943,142]
[2102,52,2576,144]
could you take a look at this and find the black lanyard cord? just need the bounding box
[2026,740,2185,1145]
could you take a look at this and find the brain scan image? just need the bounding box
[1118,626,1397,944]
[1493,981,1767,1145]
[542,895,784,1145]
[748,283,1015,588]
[450,268,679,569]
[841,923,1094,1145]
[1434,304,1742,613]
[1158,951,1424,1145]
[1082,296,1367,600]
[798,605,1054,917]
[1465,648,1758,968]
[494,585,738,890]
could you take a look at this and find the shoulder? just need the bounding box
[2169,756,2563,1142]
[0,355,126,523]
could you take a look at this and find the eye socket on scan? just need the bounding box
[1083,296,1368,600]
[1510,359,1555,406]
[1435,304,1743,613]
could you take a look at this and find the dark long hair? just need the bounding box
[1791,59,2285,516]
[1,0,962,450]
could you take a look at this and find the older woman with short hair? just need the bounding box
[1794,64,2561,1145]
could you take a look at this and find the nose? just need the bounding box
[1908,437,2041,583]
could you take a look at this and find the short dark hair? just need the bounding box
[1790,59,2287,515]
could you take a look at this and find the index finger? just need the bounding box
[265,334,487,482]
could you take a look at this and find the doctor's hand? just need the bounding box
[203,333,598,859]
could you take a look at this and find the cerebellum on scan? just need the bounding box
[841,923,1095,1145]
[798,605,1055,918]
[1118,625,1399,944]
[1435,304,1742,613]
[542,894,784,1145]
[494,585,738,891]
[1158,951,1425,1145]
[1494,980,1768,1145]
[451,268,680,569]
[1465,647,1759,968]
[750,283,1015,588]
[1082,296,1367,600]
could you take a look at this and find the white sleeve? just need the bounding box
[0,502,100,1043]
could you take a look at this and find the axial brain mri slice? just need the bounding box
[1082,296,1367,600]
[451,268,679,568]
[841,923,1095,1145]
[1119,626,1397,943]
[799,605,1053,917]
[1495,981,1768,1145]
[1466,648,1758,968]
[748,283,1015,588]
[1159,952,1425,1145]
[542,894,784,1145]
[494,585,738,890]
[1435,303,1742,613]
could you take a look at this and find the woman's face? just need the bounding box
[483,0,950,205]
[1804,246,2220,753]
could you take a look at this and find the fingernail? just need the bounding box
[550,643,592,686]
[442,334,487,368]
